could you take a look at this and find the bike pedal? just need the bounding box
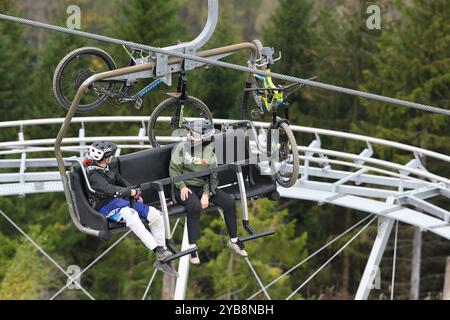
[134,97,143,110]
[251,109,264,119]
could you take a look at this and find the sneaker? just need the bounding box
[190,251,200,265]
[153,260,179,277]
[227,239,248,257]
[153,246,173,262]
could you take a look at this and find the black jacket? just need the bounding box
[86,163,133,210]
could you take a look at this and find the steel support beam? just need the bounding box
[355,216,395,300]
[174,222,191,300]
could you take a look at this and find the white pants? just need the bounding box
[119,206,165,251]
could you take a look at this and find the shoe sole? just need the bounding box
[156,251,174,262]
[153,261,179,277]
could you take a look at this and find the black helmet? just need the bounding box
[183,119,215,145]
[89,141,117,161]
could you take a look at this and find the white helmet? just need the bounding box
[89,141,117,161]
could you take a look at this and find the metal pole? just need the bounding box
[158,190,172,239]
[443,257,450,300]
[409,226,422,300]
[174,221,191,300]
[236,171,249,221]
[391,220,398,300]
[355,216,394,300]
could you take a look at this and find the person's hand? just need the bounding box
[200,194,209,209]
[180,187,192,201]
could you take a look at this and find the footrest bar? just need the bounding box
[162,247,198,264]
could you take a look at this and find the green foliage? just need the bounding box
[0,223,75,299]
[0,0,32,121]
[187,199,308,299]
[188,3,247,120]
[358,0,450,154]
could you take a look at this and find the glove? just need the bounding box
[133,188,142,200]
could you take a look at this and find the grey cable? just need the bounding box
[49,230,132,300]
[245,257,271,300]
[247,213,375,300]
[0,209,95,300]
[0,13,448,116]
[286,215,377,300]
[142,269,158,300]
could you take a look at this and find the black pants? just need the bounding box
[174,186,237,244]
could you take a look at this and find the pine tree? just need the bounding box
[0,0,33,121]
[188,1,247,120]
[359,0,450,299]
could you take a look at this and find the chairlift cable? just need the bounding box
[0,14,448,116]
[245,257,271,300]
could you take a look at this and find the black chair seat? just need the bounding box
[167,204,187,217]
[107,220,127,230]
[221,181,276,200]
[166,203,225,218]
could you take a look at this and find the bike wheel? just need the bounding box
[251,74,266,109]
[252,39,264,62]
[53,47,117,112]
[147,96,213,147]
[250,39,265,109]
[269,122,299,188]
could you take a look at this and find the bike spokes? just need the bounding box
[147,96,212,147]
[269,123,299,188]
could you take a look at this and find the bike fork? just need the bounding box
[172,72,187,128]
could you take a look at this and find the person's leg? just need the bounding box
[118,206,177,276]
[210,188,248,257]
[146,206,166,248]
[210,188,238,239]
[175,186,203,264]
[134,201,166,248]
[118,207,158,251]
[175,187,202,245]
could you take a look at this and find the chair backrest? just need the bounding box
[118,144,175,203]
[214,129,251,186]
[117,131,252,202]
[68,164,109,231]
[69,129,263,217]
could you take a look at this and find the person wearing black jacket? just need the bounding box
[85,141,178,277]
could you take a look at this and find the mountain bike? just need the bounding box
[239,40,313,188]
[52,46,212,146]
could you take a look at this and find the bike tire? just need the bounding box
[53,47,117,113]
[252,39,264,60]
[147,96,213,147]
[269,122,299,188]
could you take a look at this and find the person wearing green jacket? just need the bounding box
[169,120,248,264]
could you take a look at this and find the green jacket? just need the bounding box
[169,142,219,196]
